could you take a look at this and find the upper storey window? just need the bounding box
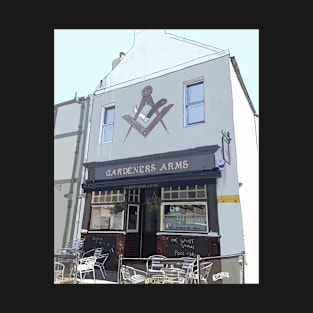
[99,103,115,143]
[184,80,205,127]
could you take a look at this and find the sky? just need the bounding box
[54,29,259,115]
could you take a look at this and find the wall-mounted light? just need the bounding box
[217,159,225,168]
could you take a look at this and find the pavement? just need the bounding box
[76,269,118,284]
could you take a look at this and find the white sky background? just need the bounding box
[54,29,259,283]
[54,29,259,115]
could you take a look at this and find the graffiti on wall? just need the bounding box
[88,235,116,255]
[167,236,209,258]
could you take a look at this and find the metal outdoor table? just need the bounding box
[54,253,79,284]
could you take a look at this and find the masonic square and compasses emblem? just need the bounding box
[122,86,174,142]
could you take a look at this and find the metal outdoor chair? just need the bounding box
[162,267,186,284]
[146,255,167,275]
[120,265,147,284]
[95,253,109,279]
[82,248,109,279]
[54,261,65,284]
[64,238,85,256]
[187,261,213,284]
[76,256,97,283]
[82,247,102,258]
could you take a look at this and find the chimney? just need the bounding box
[112,51,125,69]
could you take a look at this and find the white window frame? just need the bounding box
[126,204,140,232]
[128,189,140,202]
[162,185,207,200]
[183,78,205,127]
[99,103,115,144]
[91,190,125,203]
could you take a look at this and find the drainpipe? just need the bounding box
[73,95,92,239]
[62,96,89,247]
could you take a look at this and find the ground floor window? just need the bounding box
[160,184,209,233]
[160,201,208,233]
[88,185,211,233]
[90,189,141,232]
[90,204,125,230]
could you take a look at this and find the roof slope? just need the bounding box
[94,29,229,94]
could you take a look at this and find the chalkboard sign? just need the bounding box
[87,235,116,262]
[167,236,208,258]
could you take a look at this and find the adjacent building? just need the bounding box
[54,96,91,252]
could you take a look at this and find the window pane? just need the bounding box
[188,191,196,198]
[162,202,208,233]
[187,102,204,124]
[187,82,204,103]
[104,107,115,123]
[127,205,139,232]
[110,211,124,230]
[172,192,178,198]
[180,191,187,198]
[163,193,170,199]
[197,190,206,198]
[118,194,125,201]
[90,205,124,230]
[102,124,113,142]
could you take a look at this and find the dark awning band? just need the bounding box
[82,169,221,192]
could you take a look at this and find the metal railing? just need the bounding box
[117,253,244,284]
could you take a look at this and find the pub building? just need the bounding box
[76,30,257,280]
[81,145,223,270]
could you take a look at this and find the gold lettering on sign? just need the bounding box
[159,160,189,172]
[105,160,189,177]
